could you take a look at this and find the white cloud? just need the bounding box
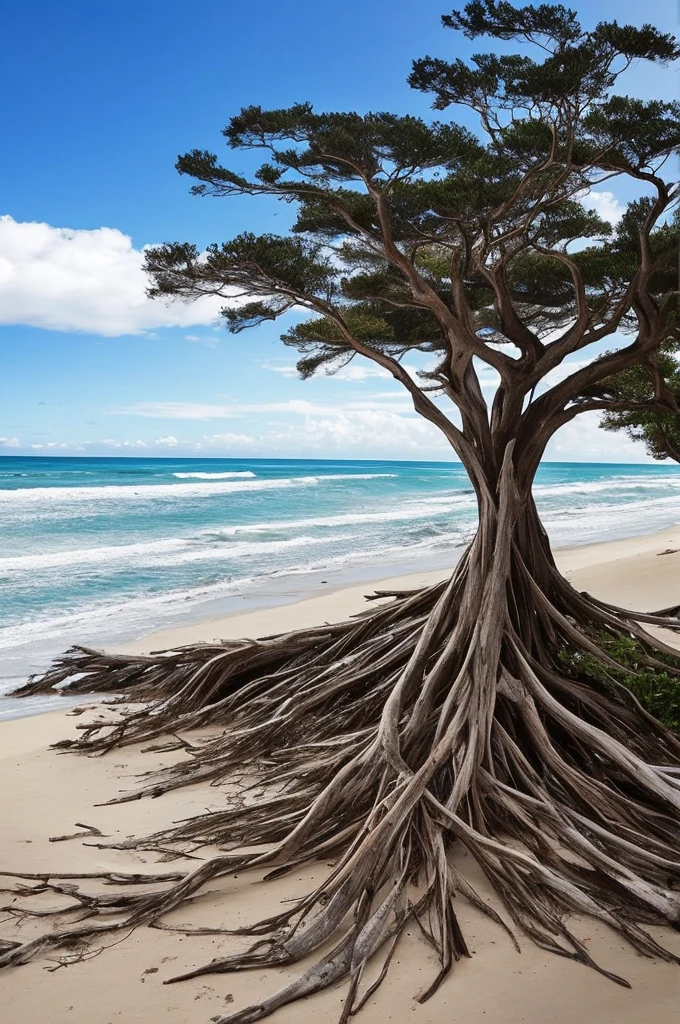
[476,367,501,391]
[0,215,226,336]
[28,441,72,450]
[540,359,591,388]
[474,358,594,396]
[110,395,415,420]
[262,359,425,385]
[263,360,391,384]
[273,409,450,453]
[3,409,660,462]
[262,361,300,378]
[27,438,150,451]
[332,364,390,383]
[99,439,148,449]
[546,410,655,462]
[579,190,626,225]
[0,435,20,448]
[203,432,256,446]
[493,341,522,357]
[103,384,658,461]
[98,392,453,455]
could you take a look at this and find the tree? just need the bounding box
[583,204,680,460]
[4,4,680,1021]
[598,342,680,461]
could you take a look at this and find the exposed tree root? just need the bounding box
[3,491,680,1022]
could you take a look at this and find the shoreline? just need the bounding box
[117,521,680,657]
[1,520,679,724]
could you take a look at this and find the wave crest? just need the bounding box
[172,471,257,479]
[0,472,398,504]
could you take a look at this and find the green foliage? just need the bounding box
[599,346,680,462]
[442,2,582,44]
[412,3,680,115]
[144,1,679,409]
[145,233,339,333]
[558,632,680,732]
[583,97,680,172]
[587,187,680,460]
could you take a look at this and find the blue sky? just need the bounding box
[1,0,677,462]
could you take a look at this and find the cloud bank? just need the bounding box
[0,216,224,336]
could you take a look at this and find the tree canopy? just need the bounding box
[145,0,680,492]
[596,342,680,462]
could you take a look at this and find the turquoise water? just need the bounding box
[2,455,680,719]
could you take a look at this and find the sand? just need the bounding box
[2,523,680,1023]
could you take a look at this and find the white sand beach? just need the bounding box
[2,523,680,1024]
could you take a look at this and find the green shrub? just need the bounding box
[557,631,680,733]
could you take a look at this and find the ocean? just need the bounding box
[2,455,680,720]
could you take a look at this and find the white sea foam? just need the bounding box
[172,471,257,479]
[0,532,466,656]
[315,473,398,481]
[0,538,187,573]
[0,477,319,503]
[22,482,675,580]
[0,494,479,578]
[0,534,347,575]
[201,500,478,540]
[542,492,680,528]
[533,476,680,498]
[170,471,396,481]
[0,473,398,505]
[2,479,678,579]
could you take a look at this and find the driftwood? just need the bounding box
[49,823,108,843]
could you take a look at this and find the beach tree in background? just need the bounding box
[597,341,680,461]
[5,4,680,1020]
